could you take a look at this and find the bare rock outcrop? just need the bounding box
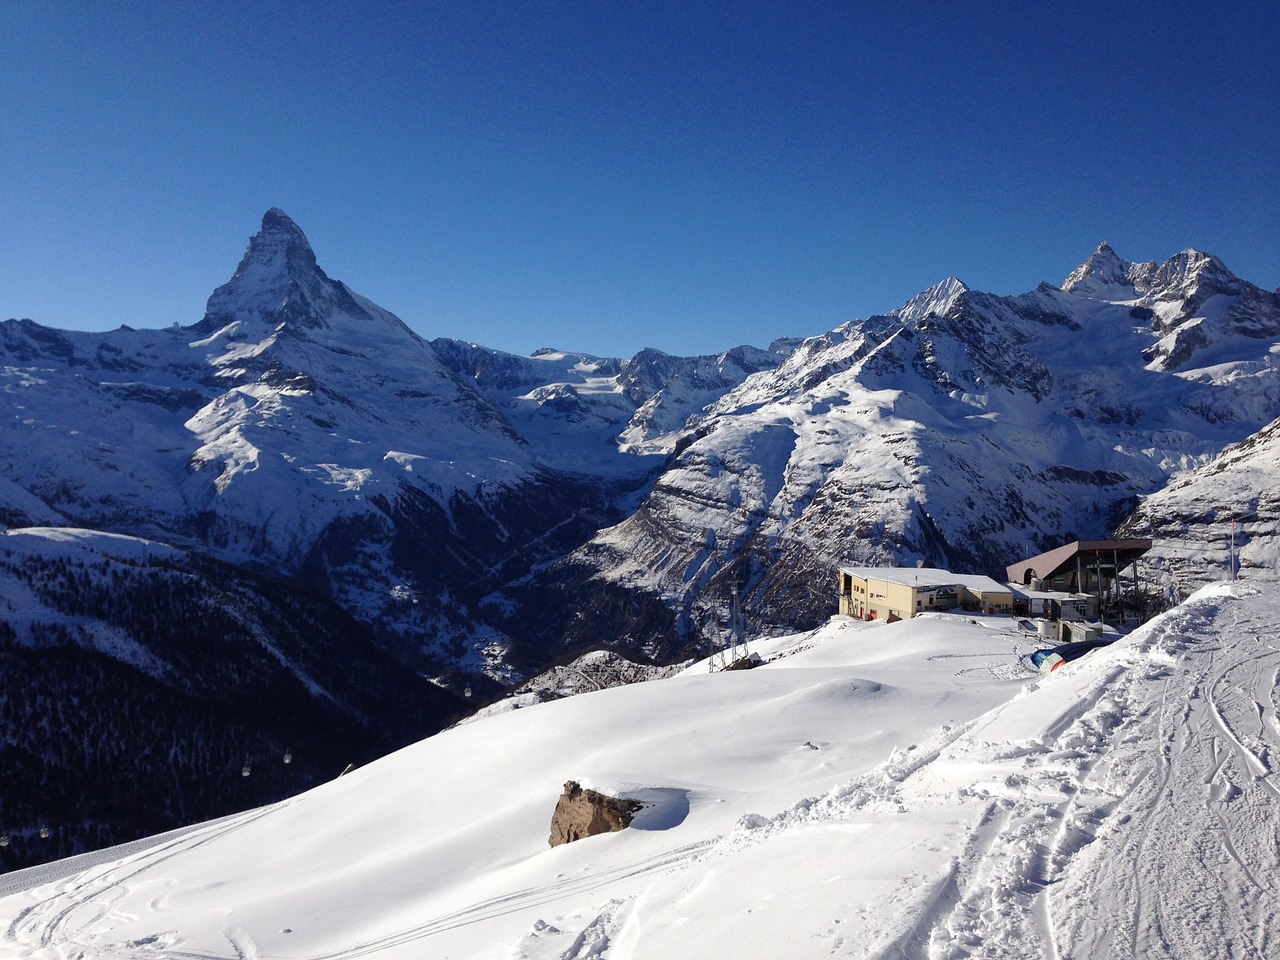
[548,780,642,847]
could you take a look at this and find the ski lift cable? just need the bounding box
[0,738,313,862]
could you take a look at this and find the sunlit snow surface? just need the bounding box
[3,583,1279,958]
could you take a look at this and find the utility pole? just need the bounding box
[707,580,750,672]
[1230,511,1237,581]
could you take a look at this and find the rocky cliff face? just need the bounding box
[1117,415,1280,595]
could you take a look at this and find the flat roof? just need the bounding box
[840,566,1012,594]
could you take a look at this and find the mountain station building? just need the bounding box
[1006,538,1151,623]
[838,567,1015,621]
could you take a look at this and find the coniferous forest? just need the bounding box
[0,548,464,872]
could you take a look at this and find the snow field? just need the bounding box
[3,584,1279,958]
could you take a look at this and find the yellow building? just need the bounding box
[837,566,1014,621]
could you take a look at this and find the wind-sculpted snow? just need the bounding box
[3,584,1277,958]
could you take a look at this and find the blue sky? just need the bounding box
[3,0,1277,358]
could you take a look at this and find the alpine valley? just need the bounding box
[3,210,1278,868]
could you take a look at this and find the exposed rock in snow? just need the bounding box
[547,780,643,847]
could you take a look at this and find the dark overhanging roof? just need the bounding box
[1006,539,1152,585]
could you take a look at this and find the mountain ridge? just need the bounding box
[538,238,1280,658]
[3,214,1279,867]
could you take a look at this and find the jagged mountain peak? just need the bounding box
[1149,247,1239,296]
[196,209,325,332]
[1062,241,1135,292]
[1062,242,1242,303]
[197,209,400,339]
[222,208,321,298]
[255,207,319,271]
[892,276,969,324]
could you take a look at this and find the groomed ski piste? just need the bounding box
[2,580,1278,958]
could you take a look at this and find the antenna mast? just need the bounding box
[707,580,750,671]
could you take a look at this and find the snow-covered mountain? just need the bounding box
[0,210,779,676]
[0,210,795,865]
[549,244,1280,660]
[428,340,784,471]
[4,581,1277,958]
[1118,413,1280,592]
[5,214,1280,870]
[10,216,1276,675]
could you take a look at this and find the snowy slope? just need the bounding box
[552,246,1280,658]
[1119,414,1280,594]
[3,582,1277,958]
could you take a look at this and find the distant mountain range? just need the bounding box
[549,241,1280,657]
[3,211,1277,867]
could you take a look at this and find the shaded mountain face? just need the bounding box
[0,527,462,872]
[1116,415,1280,594]
[540,247,1280,660]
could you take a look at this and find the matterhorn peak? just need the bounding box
[196,210,352,334]
[228,208,324,289]
[256,207,317,266]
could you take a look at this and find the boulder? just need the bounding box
[548,780,642,847]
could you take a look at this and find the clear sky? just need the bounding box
[3,0,1277,359]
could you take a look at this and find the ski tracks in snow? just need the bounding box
[1045,586,1280,960]
[2,802,287,960]
[548,583,1280,959]
[894,584,1280,959]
